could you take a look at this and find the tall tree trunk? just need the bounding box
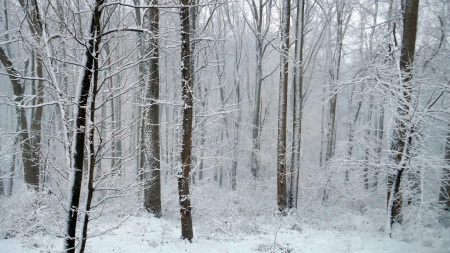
[8,125,19,195]
[65,2,103,251]
[374,99,385,189]
[345,86,363,183]
[250,0,268,179]
[323,0,349,202]
[251,42,262,179]
[190,0,198,184]
[231,81,241,190]
[143,0,162,217]
[3,0,14,195]
[364,96,374,190]
[386,0,419,236]
[319,84,326,168]
[277,0,290,214]
[198,86,206,182]
[289,0,304,209]
[178,0,194,241]
[231,40,242,190]
[325,1,345,165]
[79,36,101,252]
[133,0,145,178]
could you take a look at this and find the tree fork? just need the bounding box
[65,1,104,252]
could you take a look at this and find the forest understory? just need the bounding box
[0,0,449,252]
[1,179,449,253]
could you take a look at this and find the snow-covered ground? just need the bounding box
[1,215,448,253]
[1,182,449,253]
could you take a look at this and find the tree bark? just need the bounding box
[143,0,162,218]
[65,1,103,252]
[79,33,101,252]
[277,0,290,214]
[178,0,194,241]
[289,0,304,209]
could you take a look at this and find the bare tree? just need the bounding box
[245,0,273,179]
[0,0,45,190]
[65,1,104,251]
[386,0,419,236]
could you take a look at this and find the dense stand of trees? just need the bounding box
[0,0,448,251]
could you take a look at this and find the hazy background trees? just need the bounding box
[0,0,448,251]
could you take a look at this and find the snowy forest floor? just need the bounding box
[0,182,449,252]
[0,214,448,253]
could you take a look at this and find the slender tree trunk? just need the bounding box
[65,2,103,251]
[364,96,374,190]
[251,7,264,179]
[79,38,101,252]
[143,1,162,217]
[198,87,206,182]
[133,0,145,178]
[277,0,290,214]
[325,2,344,165]
[346,86,362,184]
[231,49,242,190]
[178,0,194,241]
[3,0,15,195]
[8,125,18,195]
[323,1,348,201]
[374,99,385,189]
[231,82,241,190]
[289,0,304,209]
[189,0,198,184]
[319,84,326,168]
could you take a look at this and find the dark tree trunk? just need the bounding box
[65,1,103,252]
[143,0,162,218]
[387,0,419,235]
[79,34,101,253]
[277,0,290,214]
[178,0,194,241]
[289,0,304,210]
